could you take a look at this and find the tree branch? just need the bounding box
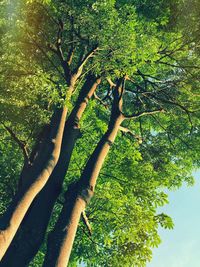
[157,60,200,70]
[149,94,194,132]
[66,16,75,66]
[112,77,126,113]
[100,172,127,184]
[150,114,191,149]
[81,210,92,236]
[123,109,164,119]
[28,38,66,80]
[106,78,116,88]
[2,124,30,163]
[119,126,142,143]
[37,2,59,27]
[80,225,116,252]
[73,27,89,44]
[93,92,109,109]
[74,45,99,80]
[150,115,175,148]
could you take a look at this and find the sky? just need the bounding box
[147,171,200,267]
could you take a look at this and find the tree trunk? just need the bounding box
[0,73,77,260]
[0,76,101,267]
[0,105,68,260]
[43,82,124,266]
[18,123,53,189]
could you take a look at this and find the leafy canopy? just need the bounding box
[0,0,200,266]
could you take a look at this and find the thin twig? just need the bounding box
[123,109,164,119]
[2,124,30,163]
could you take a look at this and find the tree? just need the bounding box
[0,0,200,266]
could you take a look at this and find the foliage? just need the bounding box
[0,0,200,266]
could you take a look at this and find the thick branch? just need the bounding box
[112,77,126,113]
[81,210,92,236]
[106,78,116,88]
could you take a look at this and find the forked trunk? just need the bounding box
[43,109,124,267]
[0,77,101,267]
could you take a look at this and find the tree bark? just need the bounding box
[0,76,101,267]
[43,80,125,267]
[0,105,68,260]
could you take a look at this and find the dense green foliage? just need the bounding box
[0,0,200,266]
